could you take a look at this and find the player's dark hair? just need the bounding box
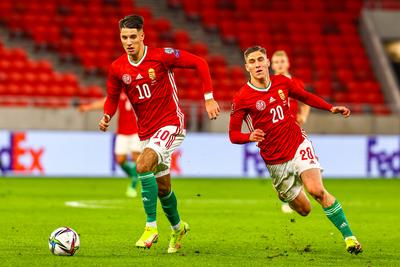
[244,46,267,60]
[119,15,144,30]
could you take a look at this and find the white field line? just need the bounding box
[64,198,263,209]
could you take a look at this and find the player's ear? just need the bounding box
[245,63,250,72]
[266,58,271,68]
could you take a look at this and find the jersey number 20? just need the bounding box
[136,84,151,99]
[270,105,284,123]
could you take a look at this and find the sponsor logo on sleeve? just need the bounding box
[164,47,180,58]
[164,48,174,54]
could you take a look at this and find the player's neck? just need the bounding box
[129,45,145,63]
[250,77,271,89]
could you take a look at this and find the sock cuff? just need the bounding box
[138,171,154,179]
[324,200,342,216]
[160,191,174,201]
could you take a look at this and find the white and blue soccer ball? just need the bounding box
[48,227,80,256]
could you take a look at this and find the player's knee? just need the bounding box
[299,206,311,216]
[308,188,325,201]
[158,186,171,197]
[136,161,151,173]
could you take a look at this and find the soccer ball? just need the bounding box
[48,227,80,256]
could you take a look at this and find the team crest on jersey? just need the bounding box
[122,74,132,85]
[148,68,156,80]
[256,100,266,111]
[278,89,286,100]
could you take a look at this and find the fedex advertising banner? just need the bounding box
[0,131,398,178]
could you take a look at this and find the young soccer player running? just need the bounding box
[79,93,140,198]
[229,46,362,254]
[271,50,310,213]
[99,15,220,253]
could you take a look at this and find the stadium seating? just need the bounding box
[0,0,247,109]
[0,40,103,107]
[0,0,393,114]
[173,0,391,113]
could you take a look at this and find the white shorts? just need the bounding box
[114,133,141,155]
[266,138,322,202]
[139,125,186,178]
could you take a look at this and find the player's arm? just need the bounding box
[78,97,106,112]
[100,65,122,132]
[297,102,310,125]
[288,82,350,117]
[163,49,220,120]
[229,101,265,144]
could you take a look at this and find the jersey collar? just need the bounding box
[127,46,147,67]
[247,80,272,92]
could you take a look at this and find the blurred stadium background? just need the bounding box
[0,0,399,177]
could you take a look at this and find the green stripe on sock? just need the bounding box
[324,200,353,238]
[138,172,157,223]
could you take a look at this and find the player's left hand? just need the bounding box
[205,99,220,120]
[330,106,351,118]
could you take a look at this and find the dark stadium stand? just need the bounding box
[0,0,394,114]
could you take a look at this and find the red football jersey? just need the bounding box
[104,46,213,140]
[229,75,332,165]
[288,77,306,118]
[117,92,138,135]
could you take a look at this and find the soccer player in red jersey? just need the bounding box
[271,50,311,214]
[229,46,362,254]
[99,15,220,253]
[79,92,140,198]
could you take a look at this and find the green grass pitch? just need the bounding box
[0,178,399,266]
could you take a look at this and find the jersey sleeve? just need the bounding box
[229,96,251,144]
[287,79,333,111]
[160,48,213,95]
[104,63,122,119]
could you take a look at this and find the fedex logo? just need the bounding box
[367,137,399,177]
[0,132,45,174]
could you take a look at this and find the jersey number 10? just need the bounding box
[136,84,151,99]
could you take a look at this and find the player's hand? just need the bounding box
[250,129,265,142]
[99,114,110,132]
[205,99,220,120]
[330,106,351,118]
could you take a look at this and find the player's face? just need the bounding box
[120,27,144,58]
[271,55,290,75]
[245,51,270,80]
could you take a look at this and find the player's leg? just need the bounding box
[135,147,159,249]
[149,126,188,253]
[157,173,189,253]
[267,160,311,216]
[115,134,136,178]
[125,134,141,197]
[301,168,362,254]
[287,189,311,216]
